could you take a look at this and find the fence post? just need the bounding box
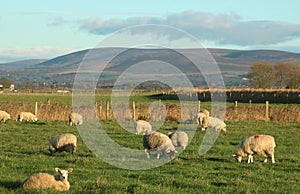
[106,101,109,120]
[132,101,136,120]
[234,101,238,108]
[249,100,252,108]
[35,102,38,116]
[99,102,102,120]
[198,100,201,111]
[265,101,270,121]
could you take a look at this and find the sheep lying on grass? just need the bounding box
[69,112,83,126]
[201,116,226,132]
[49,133,77,155]
[18,112,38,122]
[168,131,189,150]
[134,120,152,135]
[22,167,73,191]
[0,110,11,123]
[143,131,177,159]
[196,109,209,125]
[232,135,276,163]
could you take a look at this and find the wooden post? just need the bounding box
[234,101,238,108]
[265,101,270,121]
[249,100,252,108]
[106,101,109,120]
[35,102,38,116]
[99,102,102,120]
[198,100,201,111]
[132,101,136,121]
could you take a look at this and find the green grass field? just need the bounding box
[0,120,299,193]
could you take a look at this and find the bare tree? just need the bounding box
[275,61,300,89]
[248,61,276,88]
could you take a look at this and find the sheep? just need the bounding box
[49,133,77,155]
[168,131,189,150]
[18,112,38,122]
[196,109,209,125]
[134,120,152,135]
[201,116,226,132]
[22,167,73,191]
[0,110,11,123]
[232,135,276,163]
[69,112,83,126]
[143,131,177,159]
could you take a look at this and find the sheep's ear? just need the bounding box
[68,168,73,173]
[55,167,61,173]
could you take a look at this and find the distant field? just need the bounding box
[0,92,299,122]
[0,120,299,193]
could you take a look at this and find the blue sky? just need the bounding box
[1,0,300,62]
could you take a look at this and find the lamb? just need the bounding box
[143,131,177,159]
[18,112,38,122]
[201,116,226,132]
[69,112,83,126]
[0,110,11,123]
[134,120,152,135]
[22,167,73,191]
[232,135,276,163]
[196,109,209,125]
[168,131,189,150]
[49,133,77,155]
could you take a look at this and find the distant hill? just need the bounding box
[0,59,46,68]
[1,48,300,87]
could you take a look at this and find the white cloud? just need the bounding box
[72,10,300,48]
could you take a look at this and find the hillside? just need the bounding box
[1,48,300,87]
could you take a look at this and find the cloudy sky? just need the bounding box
[1,0,300,62]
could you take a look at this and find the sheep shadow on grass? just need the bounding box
[0,180,23,190]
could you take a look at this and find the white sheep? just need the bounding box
[18,112,38,122]
[143,131,177,159]
[134,120,152,135]
[49,133,77,155]
[232,135,276,163]
[201,116,226,132]
[22,167,73,191]
[0,110,11,123]
[168,131,189,150]
[196,109,209,125]
[69,112,83,126]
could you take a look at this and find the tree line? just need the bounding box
[248,61,300,89]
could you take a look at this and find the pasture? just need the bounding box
[0,120,299,193]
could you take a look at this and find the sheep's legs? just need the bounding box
[247,155,254,163]
[271,154,275,163]
[144,149,150,159]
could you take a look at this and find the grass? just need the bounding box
[0,120,299,193]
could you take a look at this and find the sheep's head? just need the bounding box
[201,116,210,131]
[55,168,73,181]
[232,154,242,162]
[166,149,178,159]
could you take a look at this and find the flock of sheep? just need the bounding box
[1,108,276,191]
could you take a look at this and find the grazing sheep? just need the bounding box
[168,131,189,150]
[69,112,83,126]
[232,135,276,163]
[49,134,77,155]
[143,131,177,159]
[134,120,152,135]
[22,167,73,191]
[201,116,226,132]
[196,109,209,125]
[18,112,38,122]
[0,110,11,123]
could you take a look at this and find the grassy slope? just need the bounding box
[0,120,299,193]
